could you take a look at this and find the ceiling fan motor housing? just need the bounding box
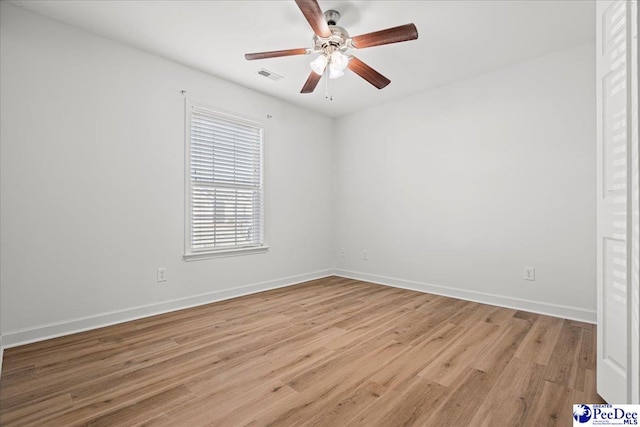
[245,1,418,93]
[311,9,350,53]
[324,9,341,25]
[313,25,350,53]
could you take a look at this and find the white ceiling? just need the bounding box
[10,0,595,118]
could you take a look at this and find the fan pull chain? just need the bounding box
[324,67,330,100]
[324,63,333,101]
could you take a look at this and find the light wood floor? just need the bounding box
[0,276,603,426]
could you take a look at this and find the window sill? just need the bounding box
[183,245,269,262]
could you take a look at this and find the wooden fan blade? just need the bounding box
[347,57,390,89]
[301,71,322,93]
[295,0,331,38]
[245,48,309,61]
[351,24,418,49]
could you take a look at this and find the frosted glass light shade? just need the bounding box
[310,55,327,75]
[331,51,349,71]
[329,65,344,79]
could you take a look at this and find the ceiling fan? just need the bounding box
[245,0,418,95]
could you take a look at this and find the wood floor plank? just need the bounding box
[523,380,578,427]
[369,322,466,392]
[0,276,602,426]
[418,321,500,386]
[0,392,73,426]
[0,365,37,387]
[420,367,497,425]
[77,385,193,427]
[544,320,584,389]
[514,314,564,366]
[468,357,546,426]
[470,316,532,373]
[166,380,296,426]
[37,351,222,425]
[303,380,386,427]
[579,369,603,404]
[347,377,447,427]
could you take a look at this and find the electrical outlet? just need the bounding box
[157,267,167,282]
[340,250,345,257]
[363,250,368,260]
[524,267,535,281]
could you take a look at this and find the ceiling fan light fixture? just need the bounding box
[330,51,349,71]
[310,55,327,75]
[328,65,344,79]
[245,0,418,94]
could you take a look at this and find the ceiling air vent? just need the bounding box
[257,68,283,81]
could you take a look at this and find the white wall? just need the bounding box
[0,2,598,348]
[333,42,597,321]
[0,3,334,344]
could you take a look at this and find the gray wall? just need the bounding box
[333,42,596,321]
[0,2,597,347]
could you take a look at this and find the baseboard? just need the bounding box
[2,269,333,349]
[333,269,597,324]
[1,267,596,349]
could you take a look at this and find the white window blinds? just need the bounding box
[186,103,264,257]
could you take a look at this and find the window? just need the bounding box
[184,101,266,260]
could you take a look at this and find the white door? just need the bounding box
[596,0,639,404]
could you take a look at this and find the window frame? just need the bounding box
[183,99,268,261]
